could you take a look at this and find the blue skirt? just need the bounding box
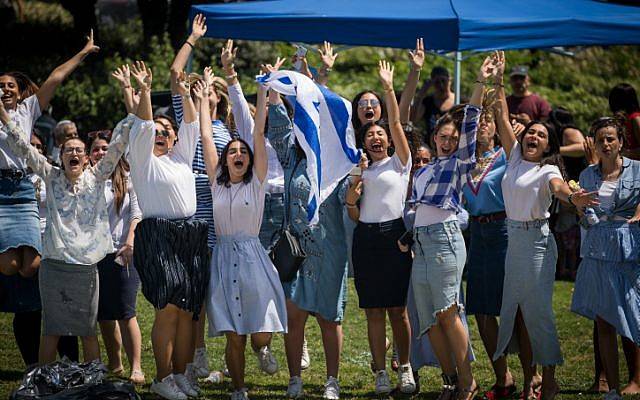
[0,176,41,255]
[572,221,640,344]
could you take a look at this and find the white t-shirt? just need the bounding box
[598,180,618,212]
[128,116,199,219]
[501,141,563,221]
[414,204,457,227]
[0,95,41,169]
[359,153,411,223]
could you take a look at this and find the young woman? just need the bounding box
[0,32,98,280]
[345,61,414,395]
[88,123,144,384]
[463,102,522,400]
[571,117,640,400]
[609,83,640,160]
[197,69,287,400]
[127,61,208,400]
[0,90,131,365]
[492,51,598,400]
[267,75,348,400]
[170,15,234,378]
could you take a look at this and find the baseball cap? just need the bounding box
[510,65,529,77]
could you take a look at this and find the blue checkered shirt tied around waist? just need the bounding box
[409,104,481,213]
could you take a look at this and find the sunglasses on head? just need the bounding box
[358,98,380,108]
[87,130,112,140]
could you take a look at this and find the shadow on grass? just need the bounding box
[0,369,23,382]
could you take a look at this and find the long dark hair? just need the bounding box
[216,138,254,187]
[519,120,566,178]
[0,71,39,104]
[87,130,130,215]
[609,83,640,115]
[357,121,391,161]
[351,90,386,132]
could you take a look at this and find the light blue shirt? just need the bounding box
[463,147,506,216]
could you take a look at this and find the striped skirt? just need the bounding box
[134,217,210,318]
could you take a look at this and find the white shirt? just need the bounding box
[105,178,142,249]
[598,180,618,212]
[128,116,199,219]
[228,83,285,193]
[0,95,41,169]
[501,142,563,221]
[211,170,265,237]
[359,153,411,223]
[415,204,457,227]
[1,117,131,264]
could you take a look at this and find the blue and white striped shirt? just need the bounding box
[172,94,232,248]
[409,104,481,213]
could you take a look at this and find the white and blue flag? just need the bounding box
[257,71,361,224]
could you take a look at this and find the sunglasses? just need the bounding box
[358,99,380,108]
[63,147,86,155]
[87,130,112,140]
[156,130,171,138]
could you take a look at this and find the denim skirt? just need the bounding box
[494,219,563,366]
[465,218,508,316]
[0,176,42,255]
[411,220,466,337]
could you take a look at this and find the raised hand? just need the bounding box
[318,41,338,70]
[82,29,100,55]
[512,120,526,136]
[192,80,207,101]
[583,136,599,165]
[478,51,499,82]
[111,65,131,88]
[221,39,238,71]
[378,60,394,90]
[408,38,425,72]
[494,50,505,81]
[203,66,214,87]
[131,61,152,91]
[191,14,207,40]
[261,57,286,75]
[291,54,313,79]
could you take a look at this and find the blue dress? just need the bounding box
[267,104,348,322]
[572,157,640,344]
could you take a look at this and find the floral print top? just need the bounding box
[1,115,133,265]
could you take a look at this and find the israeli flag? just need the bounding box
[257,71,361,224]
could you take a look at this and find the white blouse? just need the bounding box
[127,116,199,219]
[0,116,132,265]
[0,94,41,169]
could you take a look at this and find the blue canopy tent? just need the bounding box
[191,0,640,100]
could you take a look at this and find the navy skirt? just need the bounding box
[97,253,140,321]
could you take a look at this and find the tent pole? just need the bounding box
[454,51,462,104]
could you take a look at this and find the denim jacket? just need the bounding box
[579,157,640,220]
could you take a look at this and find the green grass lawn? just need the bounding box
[0,280,627,399]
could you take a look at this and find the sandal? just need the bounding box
[129,370,145,385]
[457,383,479,400]
[437,373,459,400]
[484,383,517,400]
[110,367,124,377]
[519,390,541,400]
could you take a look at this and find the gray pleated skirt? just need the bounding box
[40,259,99,337]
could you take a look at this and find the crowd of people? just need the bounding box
[1,15,640,400]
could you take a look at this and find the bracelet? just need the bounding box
[567,193,576,206]
[383,86,394,92]
[474,80,486,85]
[122,85,131,89]
[346,203,358,209]
[225,72,238,80]
[493,82,505,88]
[185,41,195,49]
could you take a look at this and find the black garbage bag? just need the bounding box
[10,357,109,399]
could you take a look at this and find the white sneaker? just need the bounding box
[151,374,188,400]
[174,373,198,397]
[185,363,202,394]
[323,376,340,399]
[255,346,278,375]
[374,369,392,395]
[397,364,416,394]
[604,390,623,400]
[204,370,224,384]
[286,376,304,399]
[231,388,249,400]
[193,347,209,378]
[301,337,310,370]
[223,364,231,378]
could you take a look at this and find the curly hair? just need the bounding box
[216,138,254,187]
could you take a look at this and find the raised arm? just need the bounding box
[198,70,218,182]
[493,51,517,157]
[253,84,268,182]
[266,95,294,168]
[175,72,197,124]
[170,14,207,95]
[559,127,585,157]
[0,102,51,177]
[131,61,153,121]
[112,65,138,114]
[379,60,410,165]
[37,30,100,111]
[93,116,134,181]
[399,38,424,124]
[316,41,338,87]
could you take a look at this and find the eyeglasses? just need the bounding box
[63,147,85,155]
[156,130,170,138]
[357,99,380,108]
